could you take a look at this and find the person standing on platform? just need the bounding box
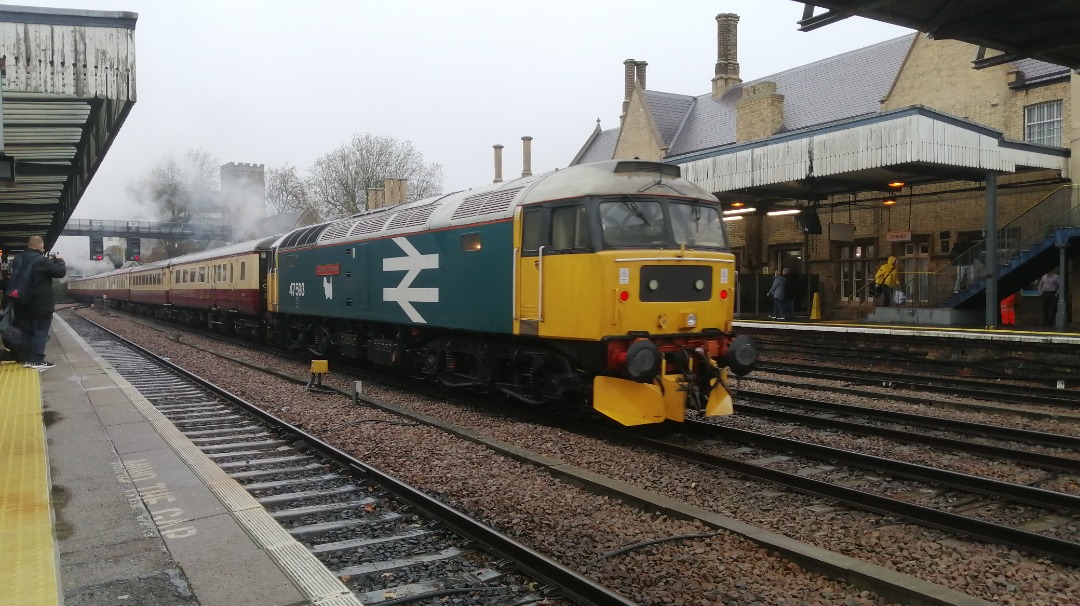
[1000,291,1017,326]
[10,236,66,370]
[767,268,786,319]
[874,256,900,307]
[1038,269,1062,327]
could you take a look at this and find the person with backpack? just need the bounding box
[6,236,66,370]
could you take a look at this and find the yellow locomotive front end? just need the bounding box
[513,160,756,425]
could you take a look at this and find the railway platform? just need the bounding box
[735,318,1080,384]
[0,316,359,606]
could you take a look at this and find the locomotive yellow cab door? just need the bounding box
[515,206,544,336]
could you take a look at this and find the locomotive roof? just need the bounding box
[282,160,720,249]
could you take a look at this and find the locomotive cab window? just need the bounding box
[550,205,591,252]
[600,197,666,248]
[461,233,482,251]
[671,202,727,249]
[520,207,545,255]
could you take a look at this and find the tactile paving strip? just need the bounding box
[0,362,59,606]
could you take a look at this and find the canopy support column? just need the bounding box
[984,172,998,328]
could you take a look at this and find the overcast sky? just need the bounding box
[44,0,909,260]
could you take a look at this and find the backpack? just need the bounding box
[5,255,44,303]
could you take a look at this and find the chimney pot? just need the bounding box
[635,60,648,91]
[521,136,533,178]
[493,144,504,183]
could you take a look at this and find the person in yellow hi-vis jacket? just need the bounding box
[873,256,900,307]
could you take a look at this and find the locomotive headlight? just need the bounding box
[648,279,660,291]
[694,279,705,291]
[680,312,697,328]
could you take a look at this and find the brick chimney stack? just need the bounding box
[634,60,648,92]
[521,136,533,178]
[712,13,742,99]
[621,58,637,118]
[493,144,504,183]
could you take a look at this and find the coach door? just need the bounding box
[515,206,545,335]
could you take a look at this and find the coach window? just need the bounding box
[199,267,206,282]
[230,263,234,282]
[240,262,246,281]
[550,204,591,252]
[520,207,545,256]
[461,233,482,251]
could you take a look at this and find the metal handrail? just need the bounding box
[861,185,1080,314]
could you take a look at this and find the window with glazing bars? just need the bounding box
[1024,101,1063,146]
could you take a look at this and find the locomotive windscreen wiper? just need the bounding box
[621,196,651,226]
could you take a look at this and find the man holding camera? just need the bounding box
[9,236,66,370]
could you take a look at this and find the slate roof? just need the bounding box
[668,33,916,157]
[1012,58,1070,86]
[571,33,917,164]
[575,126,620,164]
[644,90,696,147]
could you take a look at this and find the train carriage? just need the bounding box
[128,261,168,308]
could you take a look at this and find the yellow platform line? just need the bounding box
[0,362,59,606]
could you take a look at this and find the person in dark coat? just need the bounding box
[766,269,786,319]
[10,236,67,369]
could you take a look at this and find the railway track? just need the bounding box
[68,313,634,606]
[71,308,1006,600]
[72,309,1080,570]
[733,391,1080,471]
[595,421,1080,566]
[755,361,1080,410]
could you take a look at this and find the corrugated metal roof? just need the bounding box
[0,9,137,252]
[669,33,915,156]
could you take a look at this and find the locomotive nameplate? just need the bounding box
[315,263,340,276]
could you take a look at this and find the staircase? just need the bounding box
[943,185,1080,309]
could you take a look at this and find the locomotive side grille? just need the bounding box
[451,187,522,221]
[386,206,438,231]
[319,221,353,242]
[348,216,393,237]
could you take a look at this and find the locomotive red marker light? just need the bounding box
[720,290,729,299]
[618,290,629,302]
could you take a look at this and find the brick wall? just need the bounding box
[613,87,665,161]
[883,37,1070,141]
[735,82,784,143]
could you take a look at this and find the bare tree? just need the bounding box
[266,164,317,219]
[127,149,221,259]
[306,133,443,219]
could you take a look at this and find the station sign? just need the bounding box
[886,230,912,242]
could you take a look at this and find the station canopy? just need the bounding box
[0,6,137,254]
[673,107,1070,206]
[793,0,1080,69]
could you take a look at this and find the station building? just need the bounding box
[572,14,1078,327]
